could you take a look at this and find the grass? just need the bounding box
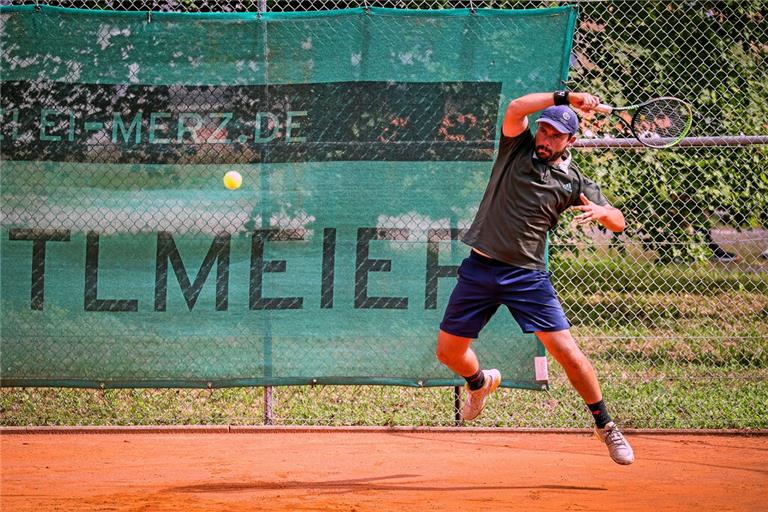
[1,256,766,429]
[3,362,765,429]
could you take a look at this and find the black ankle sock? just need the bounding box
[587,399,612,428]
[464,369,485,391]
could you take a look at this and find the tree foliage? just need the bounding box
[564,0,768,262]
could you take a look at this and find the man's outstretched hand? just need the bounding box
[572,193,610,225]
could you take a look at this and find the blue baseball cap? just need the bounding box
[536,105,579,135]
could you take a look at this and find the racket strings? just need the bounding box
[632,99,692,147]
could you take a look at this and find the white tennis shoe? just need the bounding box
[460,369,501,421]
[594,421,635,465]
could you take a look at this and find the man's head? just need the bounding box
[534,105,579,162]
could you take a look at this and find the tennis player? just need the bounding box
[435,90,635,465]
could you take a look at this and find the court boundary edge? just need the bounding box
[2,425,767,435]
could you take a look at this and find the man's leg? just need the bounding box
[536,329,634,465]
[535,329,602,403]
[435,329,479,377]
[436,329,501,421]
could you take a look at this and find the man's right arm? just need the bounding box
[502,91,601,137]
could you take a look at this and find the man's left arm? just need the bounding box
[572,193,626,232]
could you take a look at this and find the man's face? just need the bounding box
[534,122,576,163]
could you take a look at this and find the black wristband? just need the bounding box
[554,90,570,106]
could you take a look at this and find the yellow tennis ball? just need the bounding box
[223,171,242,190]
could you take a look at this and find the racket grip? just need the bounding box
[595,103,614,114]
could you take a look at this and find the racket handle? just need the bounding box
[595,103,614,114]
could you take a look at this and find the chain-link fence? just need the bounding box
[1,0,766,429]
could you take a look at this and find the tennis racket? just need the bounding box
[594,96,692,148]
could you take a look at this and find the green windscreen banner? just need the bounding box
[0,6,577,388]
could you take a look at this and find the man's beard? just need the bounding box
[535,145,566,163]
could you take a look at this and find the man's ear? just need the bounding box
[568,134,577,145]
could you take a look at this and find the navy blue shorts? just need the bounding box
[439,251,571,337]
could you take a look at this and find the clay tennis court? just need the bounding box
[2,428,766,512]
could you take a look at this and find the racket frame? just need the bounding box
[595,96,693,148]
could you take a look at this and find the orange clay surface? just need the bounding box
[2,431,767,512]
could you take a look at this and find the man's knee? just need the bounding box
[435,330,471,364]
[435,334,453,364]
[560,348,594,376]
[537,330,593,373]
[435,345,451,365]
